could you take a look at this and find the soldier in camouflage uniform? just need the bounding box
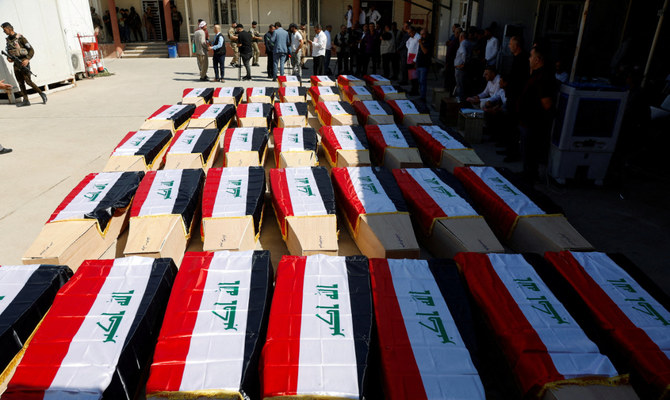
[250,21,262,66]
[228,22,239,67]
[2,22,47,107]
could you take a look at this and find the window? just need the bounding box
[300,0,319,26]
[215,0,238,25]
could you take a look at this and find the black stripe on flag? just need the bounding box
[0,265,72,373]
[294,102,309,116]
[397,125,417,148]
[199,88,214,103]
[427,259,482,372]
[172,104,197,129]
[350,126,369,148]
[431,167,474,205]
[391,85,405,94]
[258,103,275,129]
[302,128,318,153]
[296,87,308,96]
[377,101,394,115]
[251,128,270,157]
[193,129,220,163]
[264,87,277,100]
[231,87,244,104]
[246,167,267,235]
[344,256,373,399]
[339,101,356,115]
[240,250,273,400]
[173,169,206,235]
[89,171,144,232]
[311,167,337,215]
[214,104,237,130]
[496,167,563,215]
[138,130,172,165]
[103,258,177,400]
[408,99,430,114]
[371,167,408,212]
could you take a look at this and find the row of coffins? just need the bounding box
[3,252,667,398]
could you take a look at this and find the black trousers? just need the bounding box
[241,53,252,78]
[313,55,325,76]
[382,53,393,78]
[337,52,350,74]
[14,66,42,101]
[266,51,274,78]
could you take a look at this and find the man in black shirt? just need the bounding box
[264,25,275,79]
[416,28,433,102]
[237,24,261,80]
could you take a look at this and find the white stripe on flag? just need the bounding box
[285,87,299,96]
[487,254,618,379]
[279,103,300,116]
[179,251,255,392]
[362,101,385,115]
[319,87,334,95]
[228,128,255,152]
[185,88,206,98]
[297,255,359,398]
[0,265,41,317]
[281,128,306,152]
[396,100,418,115]
[422,126,466,149]
[331,127,365,151]
[470,167,545,216]
[387,259,486,400]
[244,104,265,118]
[169,129,203,155]
[343,75,360,82]
[346,167,396,214]
[251,88,266,97]
[352,86,370,95]
[53,172,125,223]
[138,169,184,217]
[285,76,299,82]
[570,252,670,350]
[406,169,477,217]
[379,125,409,148]
[211,167,251,218]
[216,88,235,98]
[43,256,154,399]
[369,74,386,81]
[112,131,155,157]
[199,105,226,120]
[154,105,188,120]
[316,76,333,82]
[285,167,327,217]
[379,86,397,94]
[324,102,346,116]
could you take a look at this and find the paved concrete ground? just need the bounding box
[0,56,668,297]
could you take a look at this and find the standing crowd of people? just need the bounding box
[91,4,183,44]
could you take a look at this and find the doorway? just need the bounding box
[142,0,166,41]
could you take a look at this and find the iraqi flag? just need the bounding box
[309,85,341,105]
[236,103,274,128]
[453,166,563,238]
[212,87,244,105]
[246,87,277,103]
[310,75,337,87]
[201,166,266,239]
[319,125,369,167]
[261,254,373,399]
[181,88,214,104]
[273,127,319,166]
[270,167,336,238]
[337,74,365,87]
[146,104,196,130]
[165,129,221,167]
[387,99,430,123]
[371,85,406,102]
[364,124,416,164]
[47,171,144,235]
[410,125,470,166]
[331,166,408,236]
[189,103,236,130]
[146,250,272,400]
[274,102,309,127]
[454,252,620,397]
[222,127,269,167]
[0,264,72,374]
[316,101,357,126]
[110,130,173,169]
[352,100,394,125]
[343,85,373,103]
[542,251,670,399]
[130,169,206,237]
[279,86,308,103]
[278,75,301,87]
[363,74,391,86]
[369,258,486,400]
[392,168,479,235]
[4,257,177,400]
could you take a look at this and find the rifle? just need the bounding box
[2,50,37,77]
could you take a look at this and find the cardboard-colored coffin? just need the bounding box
[103,130,172,172]
[353,100,395,125]
[410,125,484,173]
[212,87,244,105]
[365,124,423,169]
[343,85,374,103]
[308,85,341,107]
[319,125,371,167]
[181,87,214,105]
[279,86,308,103]
[277,75,301,87]
[140,104,196,132]
[273,127,319,168]
[387,99,433,126]
[274,102,309,128]
[315,101,358,126]
[163,128,222,171]
[246,87,277,104]
[186,103,236,131]
[236,103,274,128]
[222,127,269,167]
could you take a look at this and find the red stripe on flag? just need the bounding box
[182,88,194,98]
[149,105,172,119]
[222,128,236,162]
[363,75,376,85]
[371,85,385,101]
[46,173,97,224]
[344,86,357,102]
[308,86,319,103]
[392,169,446,234]
[201,168,223,219]
[274,102,283,117]
[273,128,285,167]
[337,75,351,86]
[110,131,138,156]
[364,125,389,164]
[245,88,254,101]
[236,103,249,120]
[261,256,306,398]
[410,126,444,166]
[130,171,157,218]
[316,102,333,126]
[213,88,222,97]
[146,252,213,393]
[278,76,287,83]
[4,259,115,399]
[387,100,403,122]
[544,251,670,395]
[270,169,294,237]
[369,259,428,400]
[453,167,519,237]
[310,76,320,87]
[191,104,209,119]
[331,167,366,232]
[352,101,370,125]
[454,253,562,396]
[319,126,342,166]
[163,130,183,165]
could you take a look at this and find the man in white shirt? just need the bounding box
[453,32,468,102]
[367,5,381,26]
[484,27,498,66]
[345,5,353,28]
[309,24,327,75]
[289,23,304,79]
[359,8,366,25]
[467,66,501,107]
[325,25,333,75]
